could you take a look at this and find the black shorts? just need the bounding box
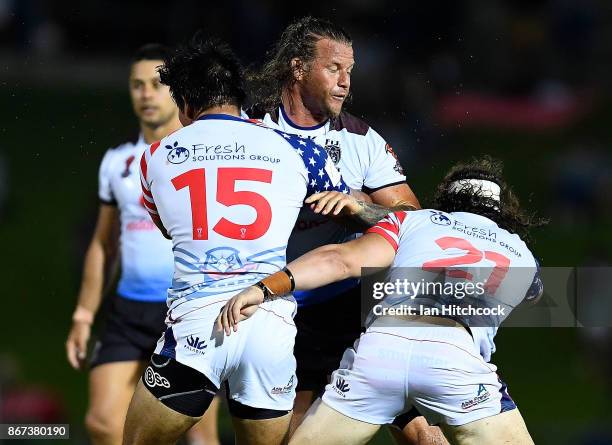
[294,286,363,392]
[89,296,168,369]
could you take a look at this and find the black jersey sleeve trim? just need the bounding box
[362,180,407,194]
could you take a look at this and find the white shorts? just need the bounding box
[154,294,298,411]
[322,317,516,426]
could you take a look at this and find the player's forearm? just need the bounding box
[349,200,416,227]
[75,240,107,314]
[349,188,372,203]
[285,244,360,291]
[250,244,360,303]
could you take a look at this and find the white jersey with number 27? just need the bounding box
[367,209,542,361]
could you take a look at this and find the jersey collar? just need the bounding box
[197,114,246,122]
[279,104,328,130]
[452,212,498,226]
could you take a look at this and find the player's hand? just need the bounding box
[216,286,265,336]
[306,191,362,216]
[66,322,91,370]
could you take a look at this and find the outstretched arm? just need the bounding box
[216,232,396,334]
[286,233,395,288]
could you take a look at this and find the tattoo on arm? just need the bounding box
[351,201,416,228]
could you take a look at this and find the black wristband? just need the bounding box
[283,267,295,291]
[253,281,272,300]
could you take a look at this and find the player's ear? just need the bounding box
[179,103,195,126]
[291,58,306,81]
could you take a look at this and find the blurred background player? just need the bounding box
[123,35,355,445]
[65,44,220,445]
[248,16,445,444]
[219,156,544,445]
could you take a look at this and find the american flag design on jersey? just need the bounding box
[272,129,349,196]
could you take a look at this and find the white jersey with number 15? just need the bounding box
[140,114,348,307]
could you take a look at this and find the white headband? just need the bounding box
[448,179,501,202]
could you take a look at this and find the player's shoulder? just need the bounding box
[145,127,188,164]
[101,132,142,166]
[269,127,316,152]
[107,132,142,153]
[331,111,371,136]
[407,208,442,220]
[380,209,416,227]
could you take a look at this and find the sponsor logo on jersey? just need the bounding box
[430,211,452,226]
[144,366,171,388]
[451,220,498,243]
[166,141,190,164]
[126,220,157,231]
[324,139,341,164]
[271,376,294,395]
[191,142,247,162]
[333,376,350,397]
[184,335,207,354]
[461,384,490,410]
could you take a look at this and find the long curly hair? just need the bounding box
[430,156,547,243]
[248,16,351,112]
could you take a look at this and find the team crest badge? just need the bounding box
[204,247,243,274]
[324,139,341,164]
[385,143,404,174]
[121,155,135,178]
[201,247,257,281]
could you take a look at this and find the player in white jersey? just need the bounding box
[65,45,219,445]
[219,156,544,445]
[247,16,443,443]
[122,37,383,445]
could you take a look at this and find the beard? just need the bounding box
[324,90,352,118]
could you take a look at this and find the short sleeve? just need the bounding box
[525,260,543,302]
[363,128,407,193]
[139,142,162,225]
[365,211,408,251]
[98,149,116,205]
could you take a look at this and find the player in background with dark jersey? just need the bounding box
[219,156,543,445]
[65,45,219,445]
[248,16,446,444]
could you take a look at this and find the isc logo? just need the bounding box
[144,366,170,389]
